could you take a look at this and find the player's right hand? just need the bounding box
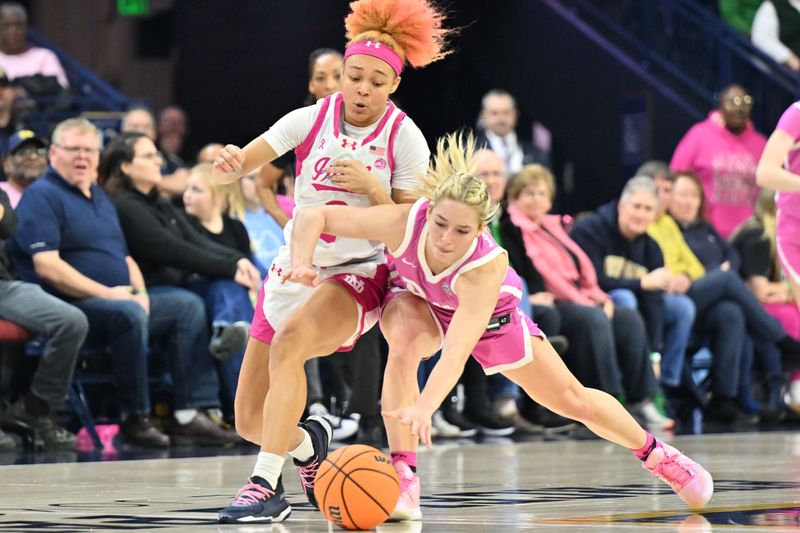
[281,265,320,287]
[213,144,245,175]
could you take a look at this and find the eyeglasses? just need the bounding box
[722,95,753,109]
[12,147,46,158]
[135,151,162,161]
[55,144,100,156]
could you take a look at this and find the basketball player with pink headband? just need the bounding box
[213,0,456,524]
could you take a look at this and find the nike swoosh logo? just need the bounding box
[401,258,416,267]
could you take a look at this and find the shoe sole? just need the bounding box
[479,426,516,437]
[211,326,249,361]
[388,506,422,521]
[219,505,292,523]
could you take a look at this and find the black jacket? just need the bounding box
[112,186,245,287]
[569,201,666,351]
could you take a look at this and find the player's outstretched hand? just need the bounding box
[212,144,245,176]
[382,404,434,449]
[281,265,320,287]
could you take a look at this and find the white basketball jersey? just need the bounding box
[288,92,408,267]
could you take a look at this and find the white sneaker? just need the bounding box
[308,403,359,441]
[388,461,422,521]
[431,410,460,438]
[638,400,676,430]
[786,376,800,413]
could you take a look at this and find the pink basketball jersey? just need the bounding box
[775,102,800,217]
[389,199,525,319]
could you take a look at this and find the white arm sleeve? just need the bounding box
[752,2,793,64]
[260,103,319,157]
[390,118,431,191]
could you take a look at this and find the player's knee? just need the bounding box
[270,323,308,365]
[233,403,261,444]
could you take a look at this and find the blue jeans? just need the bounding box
[609,288,639,310]
[182,278,254,413]
[659,294,696,388]
[0,281,89,409]
[72,287,221,415]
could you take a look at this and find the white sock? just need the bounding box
[174,408,198,425]
[287,429,314,463]
[251,452,284,487]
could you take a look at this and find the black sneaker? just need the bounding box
[293,415,333,509]
[4,399,76,450]
[521,403,577,434]
[0,428,15,451]
[440,407,478,437]
[218,476,291,523]
[464,410,516,436]
[209,321,250,361]
[704,397,758,425]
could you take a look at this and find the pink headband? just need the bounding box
[344,40,404,76]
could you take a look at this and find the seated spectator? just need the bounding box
[732,188,800,414]
[240,170,284,277]
[670,84,766,238]
[121,106,188,201]
[671,171,798,417]
[501,165,672,428]
[0,187,87,450]
[731,188,800,339]
[569,176,697,416]
[98,132,259,363]
[0,129,46,207]
[10,118,238,448]
[642,162,755,423]
[182,163,256,413]
[0,2,68,88]
[752,0,800,72]
[475,149,575,434]
[719,0,762,35]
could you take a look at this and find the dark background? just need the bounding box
[171,0,698,214]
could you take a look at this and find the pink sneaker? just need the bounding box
[643,442,713,509]
[388,461,422,521]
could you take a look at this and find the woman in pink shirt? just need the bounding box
[499,164,671,429]
[671,84,766,238]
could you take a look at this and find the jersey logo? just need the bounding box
[400,257,416,268]
[341,139,357,150]
[442,283,452,295]
[342,274,365,294]
[374,157,387,170]
[318,138,326,150]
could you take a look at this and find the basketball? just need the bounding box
[314,444,400,530]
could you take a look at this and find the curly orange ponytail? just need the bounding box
[345,0,454,69]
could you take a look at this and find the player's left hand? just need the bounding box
[281,265,320,287]
[328,159,378,195]
[382,404,435,449]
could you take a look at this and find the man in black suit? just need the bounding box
[475,89,549,176]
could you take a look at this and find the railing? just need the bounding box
[561,0,800,130]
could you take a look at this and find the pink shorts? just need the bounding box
[777,210,800,284]
[384,288,544,375]
[251,261,389,352]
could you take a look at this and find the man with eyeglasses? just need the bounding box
[0,129,46,208]
[670,84,767,238]
[9,117,239,448]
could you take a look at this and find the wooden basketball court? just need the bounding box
[1,431,798,531]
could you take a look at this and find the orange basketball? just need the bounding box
[314,444,400,530]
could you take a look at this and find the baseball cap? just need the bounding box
[8,129,48,155]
